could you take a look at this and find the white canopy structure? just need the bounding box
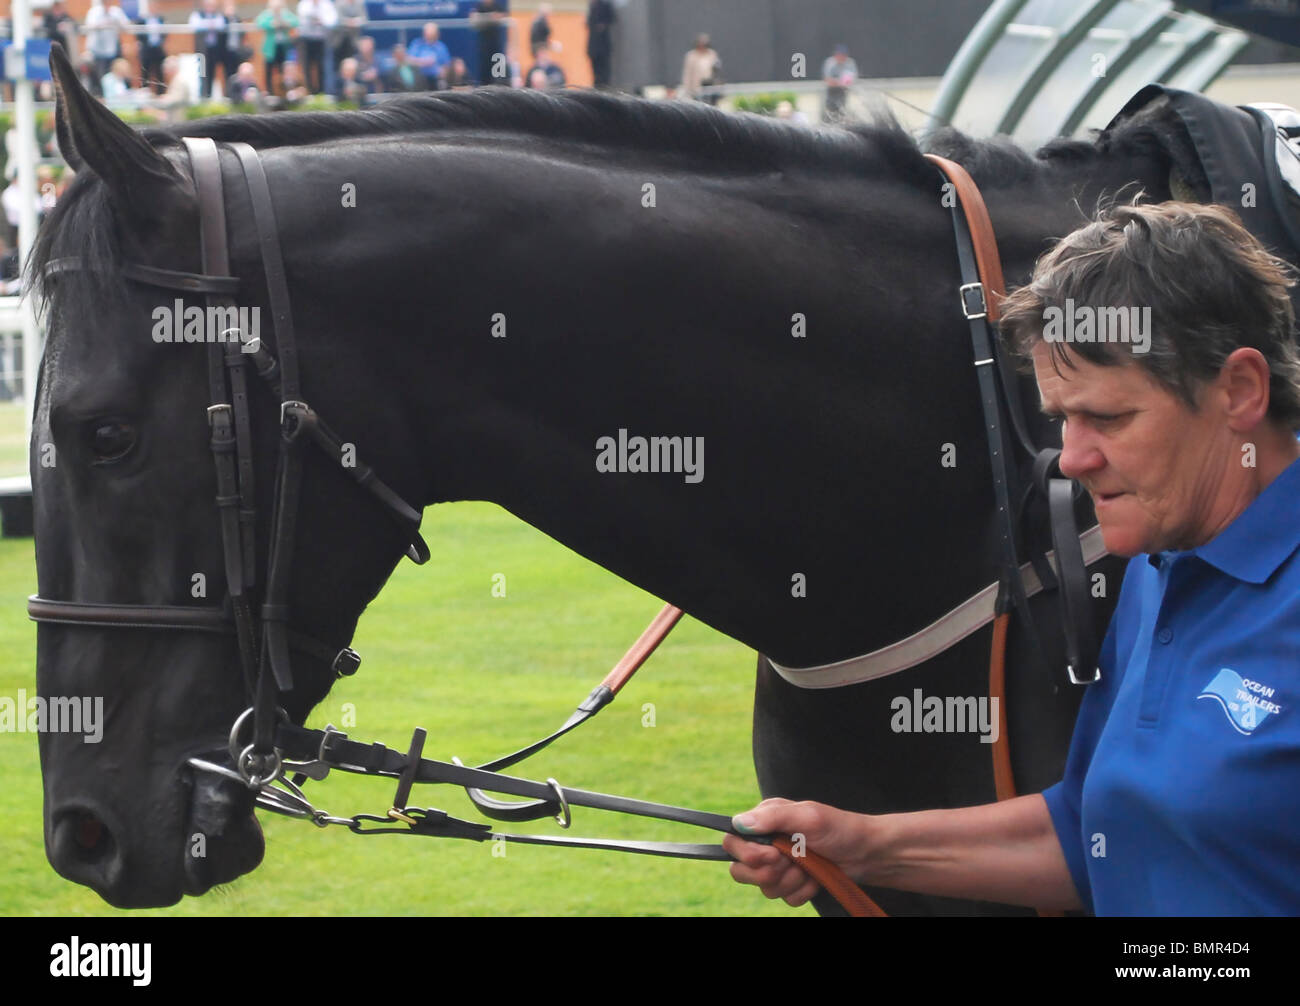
[927,0,1251,144]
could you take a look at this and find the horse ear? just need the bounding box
[49,42,192,224]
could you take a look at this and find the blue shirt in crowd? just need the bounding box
[1043,453,1300,915]
[408,38,450,77]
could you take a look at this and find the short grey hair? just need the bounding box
[1000,200,1300,431]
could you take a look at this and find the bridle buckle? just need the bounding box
[331,647,361,677]
[959,281,988,320]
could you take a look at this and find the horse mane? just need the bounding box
[29,86,1177,304]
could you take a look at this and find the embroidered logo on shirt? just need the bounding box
[1197,668,1283,735]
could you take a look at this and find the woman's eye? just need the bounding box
[85,420,137,464]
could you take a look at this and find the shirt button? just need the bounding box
[1157,627,1173,644]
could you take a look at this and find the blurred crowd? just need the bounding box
[0,1,632,117]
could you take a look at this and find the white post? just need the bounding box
[12,0,44,445]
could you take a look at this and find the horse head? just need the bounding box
[32,45,419,907]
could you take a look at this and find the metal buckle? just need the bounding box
[206,403,232,427]
[280,400,309,424]
[331,647,361,677]
[1067,664,1101,685]
[959,282,987,320]
[546,778,571,829]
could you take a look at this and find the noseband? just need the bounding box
[28,136,431,780]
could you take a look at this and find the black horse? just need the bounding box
[35,45,1240,912]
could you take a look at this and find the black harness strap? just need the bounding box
[926,154,1100,686]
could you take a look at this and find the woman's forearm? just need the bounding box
[865,794,1082,910]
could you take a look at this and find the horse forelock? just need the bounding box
[29,169,130,331]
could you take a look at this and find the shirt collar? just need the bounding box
[1171,452,1300,583]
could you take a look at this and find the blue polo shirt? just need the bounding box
[1042,453,1300,916]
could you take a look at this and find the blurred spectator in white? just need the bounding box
[150,55,194,123]
[100,57,134,101]
[3,175,41,248]
[525,48,564,89]
[408,22,450,85]
[680,34,721,104]
[355,35,382,94]
[227,61,261,104]
[586,0,614,88]
[297,0,338,94]
[85,0,132,86]
[190,0,231,100]
[135,1,166,95]
[822,44,857,122]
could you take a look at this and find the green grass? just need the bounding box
[0,500,811,916]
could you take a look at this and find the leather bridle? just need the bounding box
[26,136,885,917]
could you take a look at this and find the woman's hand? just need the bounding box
[722,797,877,908]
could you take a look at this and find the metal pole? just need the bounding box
[12,0,43,445]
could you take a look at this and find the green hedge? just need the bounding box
[733,92,800,116]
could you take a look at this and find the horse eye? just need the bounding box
[85,420,137,464]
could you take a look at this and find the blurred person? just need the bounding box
[525,47,564,89]
[335,56,369,102]
[408,22,450,84]
[530,3,553,56]
[227,61,261,104]
[135,2,166,94]
[472,0,507,85]
[822,44,857,123]
[680,33,721,104]
[333,0,365,66]
[445,56,470,89]
[775,99,808,126]
[44,1,79,56]
[279,59,309,105]
[383,43,429,92]
[355,35,382,94]
[2,175,40,247]
[586,0,614,89]
[296,0,337,94]
[225,3,250,80]
[190,0,230,100]
[85,0,132,85]
[76,51,103,98]
[100,56,134,101]
[256,0,299,95]
[150,54,194,123]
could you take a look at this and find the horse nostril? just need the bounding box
[66,809,114,864]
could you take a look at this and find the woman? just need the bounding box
[726,202,1300,916]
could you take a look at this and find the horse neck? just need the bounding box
[282,132,1167,667]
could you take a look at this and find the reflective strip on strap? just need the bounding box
[769,525,1109,690]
